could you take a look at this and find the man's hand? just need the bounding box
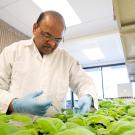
[12,90,52,116]
[77,95,92,114]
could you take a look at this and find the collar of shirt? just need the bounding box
[23,37,59,61]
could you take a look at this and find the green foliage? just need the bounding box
[34,117,64,134]
[109,120,135,135]
[122,129,135,135]
[64,122,80,129]
[0,123,19,135]
[54,108,74,122]
[0,114,12,123]
[128,107,135,116]
[55,127,95,135]
[10,113,32,123]
[85,114,113,131]
[99,100,114,108]
[1,99,135,135]
[10,129,37,135]
[67,115,86,126]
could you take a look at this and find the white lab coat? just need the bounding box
[0,38,98,116]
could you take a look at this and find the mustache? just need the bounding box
[43,44,52,49]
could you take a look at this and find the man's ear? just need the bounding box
[33,23,38,33]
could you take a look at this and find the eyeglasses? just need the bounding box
[40,32,64,45]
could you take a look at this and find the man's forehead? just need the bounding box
[40,17,57,27]
[40,18,64,31]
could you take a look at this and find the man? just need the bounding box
[0,10,98,116]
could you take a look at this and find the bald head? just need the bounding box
[36,10,66,30]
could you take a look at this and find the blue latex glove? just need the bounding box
[12,90,52,116]
[77,95,92,114]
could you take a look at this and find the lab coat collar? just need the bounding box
[23,38,33,47]
[27,37,59,61]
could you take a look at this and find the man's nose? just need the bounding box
[47,40,56,47]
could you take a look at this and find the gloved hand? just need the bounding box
[12,90,52,116]
[77,95,92,114]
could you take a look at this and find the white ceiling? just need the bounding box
[63,32,124,67]
[0,0,125,67]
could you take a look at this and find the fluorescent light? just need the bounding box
[32,0,81,27]
[82,48,105,60]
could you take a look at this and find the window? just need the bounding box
[132,82,135,97]
[65,64,130,106]
[102,65,129,98]
[64,88,72,109]
[85,68,103,99]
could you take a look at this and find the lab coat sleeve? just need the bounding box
[0,47,16,113]
[69,60,98,110]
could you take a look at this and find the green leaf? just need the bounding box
[128,107,135,116]
[0,123,19,135]
[55,127,95,135]
[109,120,135,135]
[67,117,85,126]
[34,117,63,134]
[122,129,135,135]
[10,129,37,135]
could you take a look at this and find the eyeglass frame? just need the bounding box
[39,31,64,45]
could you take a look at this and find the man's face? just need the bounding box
[33,15,65,56]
